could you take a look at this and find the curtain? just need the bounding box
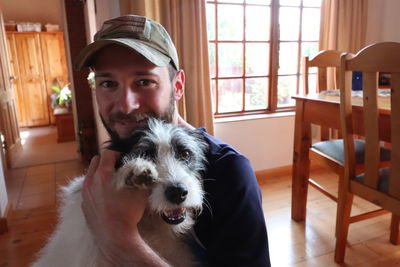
[319,0,368,89]
[119,0,214,134]
[319,0,368,53]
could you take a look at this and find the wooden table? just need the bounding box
[291,92,391,221]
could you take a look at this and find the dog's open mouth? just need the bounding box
[161,208,186,225]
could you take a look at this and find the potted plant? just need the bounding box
[50,83,72,110]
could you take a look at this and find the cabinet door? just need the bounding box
[40,32,69,124]
[14,33,49,126]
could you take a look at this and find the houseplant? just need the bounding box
[50,83,72,110]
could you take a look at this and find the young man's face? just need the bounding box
[91,45,183,139]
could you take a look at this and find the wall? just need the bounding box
[0,0,65,31]
[214,115,295,172]
[366,0,400,44]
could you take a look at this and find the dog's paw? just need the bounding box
[114,157,158,190]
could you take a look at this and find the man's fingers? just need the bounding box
[83,155,100,189]
[98,149,121,172]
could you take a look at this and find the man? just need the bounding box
[75,14,271,266]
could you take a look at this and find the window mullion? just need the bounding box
[242,3,246,112]
[269,0,280,111]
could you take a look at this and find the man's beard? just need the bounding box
[100,90,176,141]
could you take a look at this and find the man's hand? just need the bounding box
[81,150,152,264]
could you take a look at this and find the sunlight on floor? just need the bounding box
[20,130,30,145]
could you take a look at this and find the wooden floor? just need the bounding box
[1,128,400,266]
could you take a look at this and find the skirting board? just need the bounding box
[255,164,324,183]
[0,202,12,234]
[255,165,292,183]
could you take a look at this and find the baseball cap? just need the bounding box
[74,15,179,70]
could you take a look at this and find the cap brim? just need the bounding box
[74,38,171,70]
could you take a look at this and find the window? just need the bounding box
[206,0,322,117]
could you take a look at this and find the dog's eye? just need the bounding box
[178,150,190,161]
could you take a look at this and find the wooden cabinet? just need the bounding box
[54,108,75,142]
[6,32,69,127]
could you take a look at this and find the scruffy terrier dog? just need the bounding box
[31,118,209,267]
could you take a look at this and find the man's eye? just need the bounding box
[99,80,118,88]
[137,79,155,87]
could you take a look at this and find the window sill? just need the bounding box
[214,111,295,124]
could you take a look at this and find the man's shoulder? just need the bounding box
[196,128,255,187]
[197,128,245,164]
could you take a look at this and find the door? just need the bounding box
[40,32,69,124]
[13,33,49,126]
[0,10,20,168]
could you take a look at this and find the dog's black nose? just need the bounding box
[165,184,188,204]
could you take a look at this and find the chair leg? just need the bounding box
[334,188,353,263]
[390,214,400,245]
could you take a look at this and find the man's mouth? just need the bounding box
[114,118,148,134]
[161,208,187,225]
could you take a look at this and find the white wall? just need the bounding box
[214,115,295,172]
[366,0,400,44]
[0,0,65,31]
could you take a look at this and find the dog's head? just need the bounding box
[109,118,209,233]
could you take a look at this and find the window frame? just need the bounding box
[206,0,321,118]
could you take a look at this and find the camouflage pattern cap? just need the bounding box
[74,15,179,70]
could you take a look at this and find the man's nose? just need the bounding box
[117,88,140,114]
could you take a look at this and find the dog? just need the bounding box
[31,118,209,267]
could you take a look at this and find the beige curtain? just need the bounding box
[319,0,368,89]
[319,0,368,53]
[119,0,214,134]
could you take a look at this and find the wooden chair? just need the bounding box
[303,50,391,213]
[303,49,341,95]
[335,42,400,263]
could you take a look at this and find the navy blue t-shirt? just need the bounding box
[191,129,271,267]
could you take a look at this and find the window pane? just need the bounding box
[246,43,269,75]
[218,79,243,112]
[278,42,298,75]
[218,5,243,40]
[279,0,301,6]
[277,75,297,106]
[218,0,244,3]
[302,8,320,41]
[279,7,300,41]
[209,43,216,77]
[246,0,271,6]
[218,43,243,77]
[245,78,268,110]
[303,0,321,7]
[246,6,270,41]
[301,42,318,58]
[206,4,216,40]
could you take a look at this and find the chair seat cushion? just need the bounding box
[355,167,390,193]
[311,139,391,164]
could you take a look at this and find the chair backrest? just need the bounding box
[340,42,400,212]
[303,50,342,94]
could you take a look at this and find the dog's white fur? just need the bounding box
[31,119,208,267]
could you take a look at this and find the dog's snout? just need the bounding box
[165,184,188,204]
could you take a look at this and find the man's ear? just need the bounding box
[173,70,185,100]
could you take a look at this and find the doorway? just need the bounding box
[0,9,79,169]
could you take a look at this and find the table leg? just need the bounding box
[291,100,311,221]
